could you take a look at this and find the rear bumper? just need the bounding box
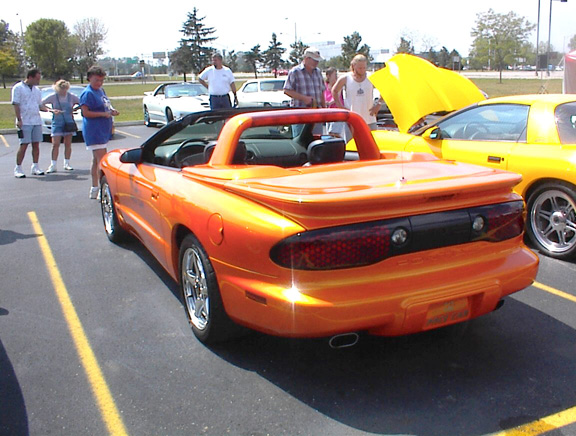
[214,240,539,338]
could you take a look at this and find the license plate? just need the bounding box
[424,298,470,329]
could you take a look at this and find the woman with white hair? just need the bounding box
[42,79,80,172]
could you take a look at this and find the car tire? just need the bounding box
[179,234,246,344]
[526,181,576,260]
[165,107,174,124]
[144,106,155,127]
[100,176,129,243]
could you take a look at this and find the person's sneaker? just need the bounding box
[46,164,57,173]
[14,167,26,178]
[31,165,45,176]
[63,163,74,171]
[89,187,99,199]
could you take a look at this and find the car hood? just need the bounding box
[370,54,486,133]
[186,158,521,229]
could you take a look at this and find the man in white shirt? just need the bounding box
[199,53,238,110]
[11,69,53,178]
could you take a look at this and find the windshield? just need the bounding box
[41,86,85,99]
[165,84,208,98]
[260,80,285,92]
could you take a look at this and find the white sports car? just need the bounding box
[40,85,85,138]
[143,82,210,127]
[236,78,290,107]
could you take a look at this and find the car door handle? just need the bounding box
[151,191,160,200]
[487,156,503,163]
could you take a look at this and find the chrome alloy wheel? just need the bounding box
[101,182,114,237]
[181,246,210,331]
[530,188,576,256]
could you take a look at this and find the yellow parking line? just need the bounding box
[533,281,576,303]
[490,281,576,435]
[1,134,9,147]
[28,212,128,436]
[114,129,140,139]
[492,406,576,435]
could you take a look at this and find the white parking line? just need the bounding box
[1,134,9,148]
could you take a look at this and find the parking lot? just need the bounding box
[1,125,576,436]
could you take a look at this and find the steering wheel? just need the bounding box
[171,139,210,168]
[462,122,489,140]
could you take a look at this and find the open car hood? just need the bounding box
[370,54,486,133]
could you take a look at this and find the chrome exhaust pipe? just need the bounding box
[328,332,359,349]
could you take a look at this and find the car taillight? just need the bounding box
[270,220,400,270]
[270,200,525,271]
[470,201,525,242]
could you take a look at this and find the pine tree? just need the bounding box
[179,8,217,75]
[264,33,286,78]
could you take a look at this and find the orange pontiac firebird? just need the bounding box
[99,108,538,344]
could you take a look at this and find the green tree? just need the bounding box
[288,41,308,66]
[264,33,286,77]
[225,50,238,72]
[569,35,576,51]
[169,44,193,81]
[0,20,20,87]
[244,45,263,78]
[396,37,415,54]
[341,31,371,66]
[179,7,217,76]
[73,18,107,83]
[470,9,535,81]
[25,19,75,79]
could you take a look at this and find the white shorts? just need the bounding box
[86,143,108,151]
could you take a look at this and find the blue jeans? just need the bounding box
[209,94,232,110]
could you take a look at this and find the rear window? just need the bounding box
[556,102,576,144]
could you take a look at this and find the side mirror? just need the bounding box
[423,127,442,140]
[120,148,143,164]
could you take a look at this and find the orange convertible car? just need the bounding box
[99,108,538,344]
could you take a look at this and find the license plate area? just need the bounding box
[424,298,470,330]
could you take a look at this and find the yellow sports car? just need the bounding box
[366,54,576,260]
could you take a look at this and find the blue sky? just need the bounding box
[4,0,575,60]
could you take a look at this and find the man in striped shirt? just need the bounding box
[284,47,325,108]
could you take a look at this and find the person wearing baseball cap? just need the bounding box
[283,47,325,108]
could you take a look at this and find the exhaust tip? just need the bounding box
[328,332,359,349]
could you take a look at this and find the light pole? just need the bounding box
[546,0,568,75]
[536,0,541,75]
[284,18,297,44]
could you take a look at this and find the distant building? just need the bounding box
[308,40,392,68]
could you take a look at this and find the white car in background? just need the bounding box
[40,85,85,138]
[236,78,290,107]
[143,82,210,127]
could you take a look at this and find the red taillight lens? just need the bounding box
[270,222,395,270]
[271,201,524,271]
[471,201,524,242]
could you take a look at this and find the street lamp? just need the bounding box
[536,0,541,75]
[546,0,568,75]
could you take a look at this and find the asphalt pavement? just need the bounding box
[1,125,576,436]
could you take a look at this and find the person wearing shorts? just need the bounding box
[80,66,119,199]
[11,69,54,178]
[42,80,80,173]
